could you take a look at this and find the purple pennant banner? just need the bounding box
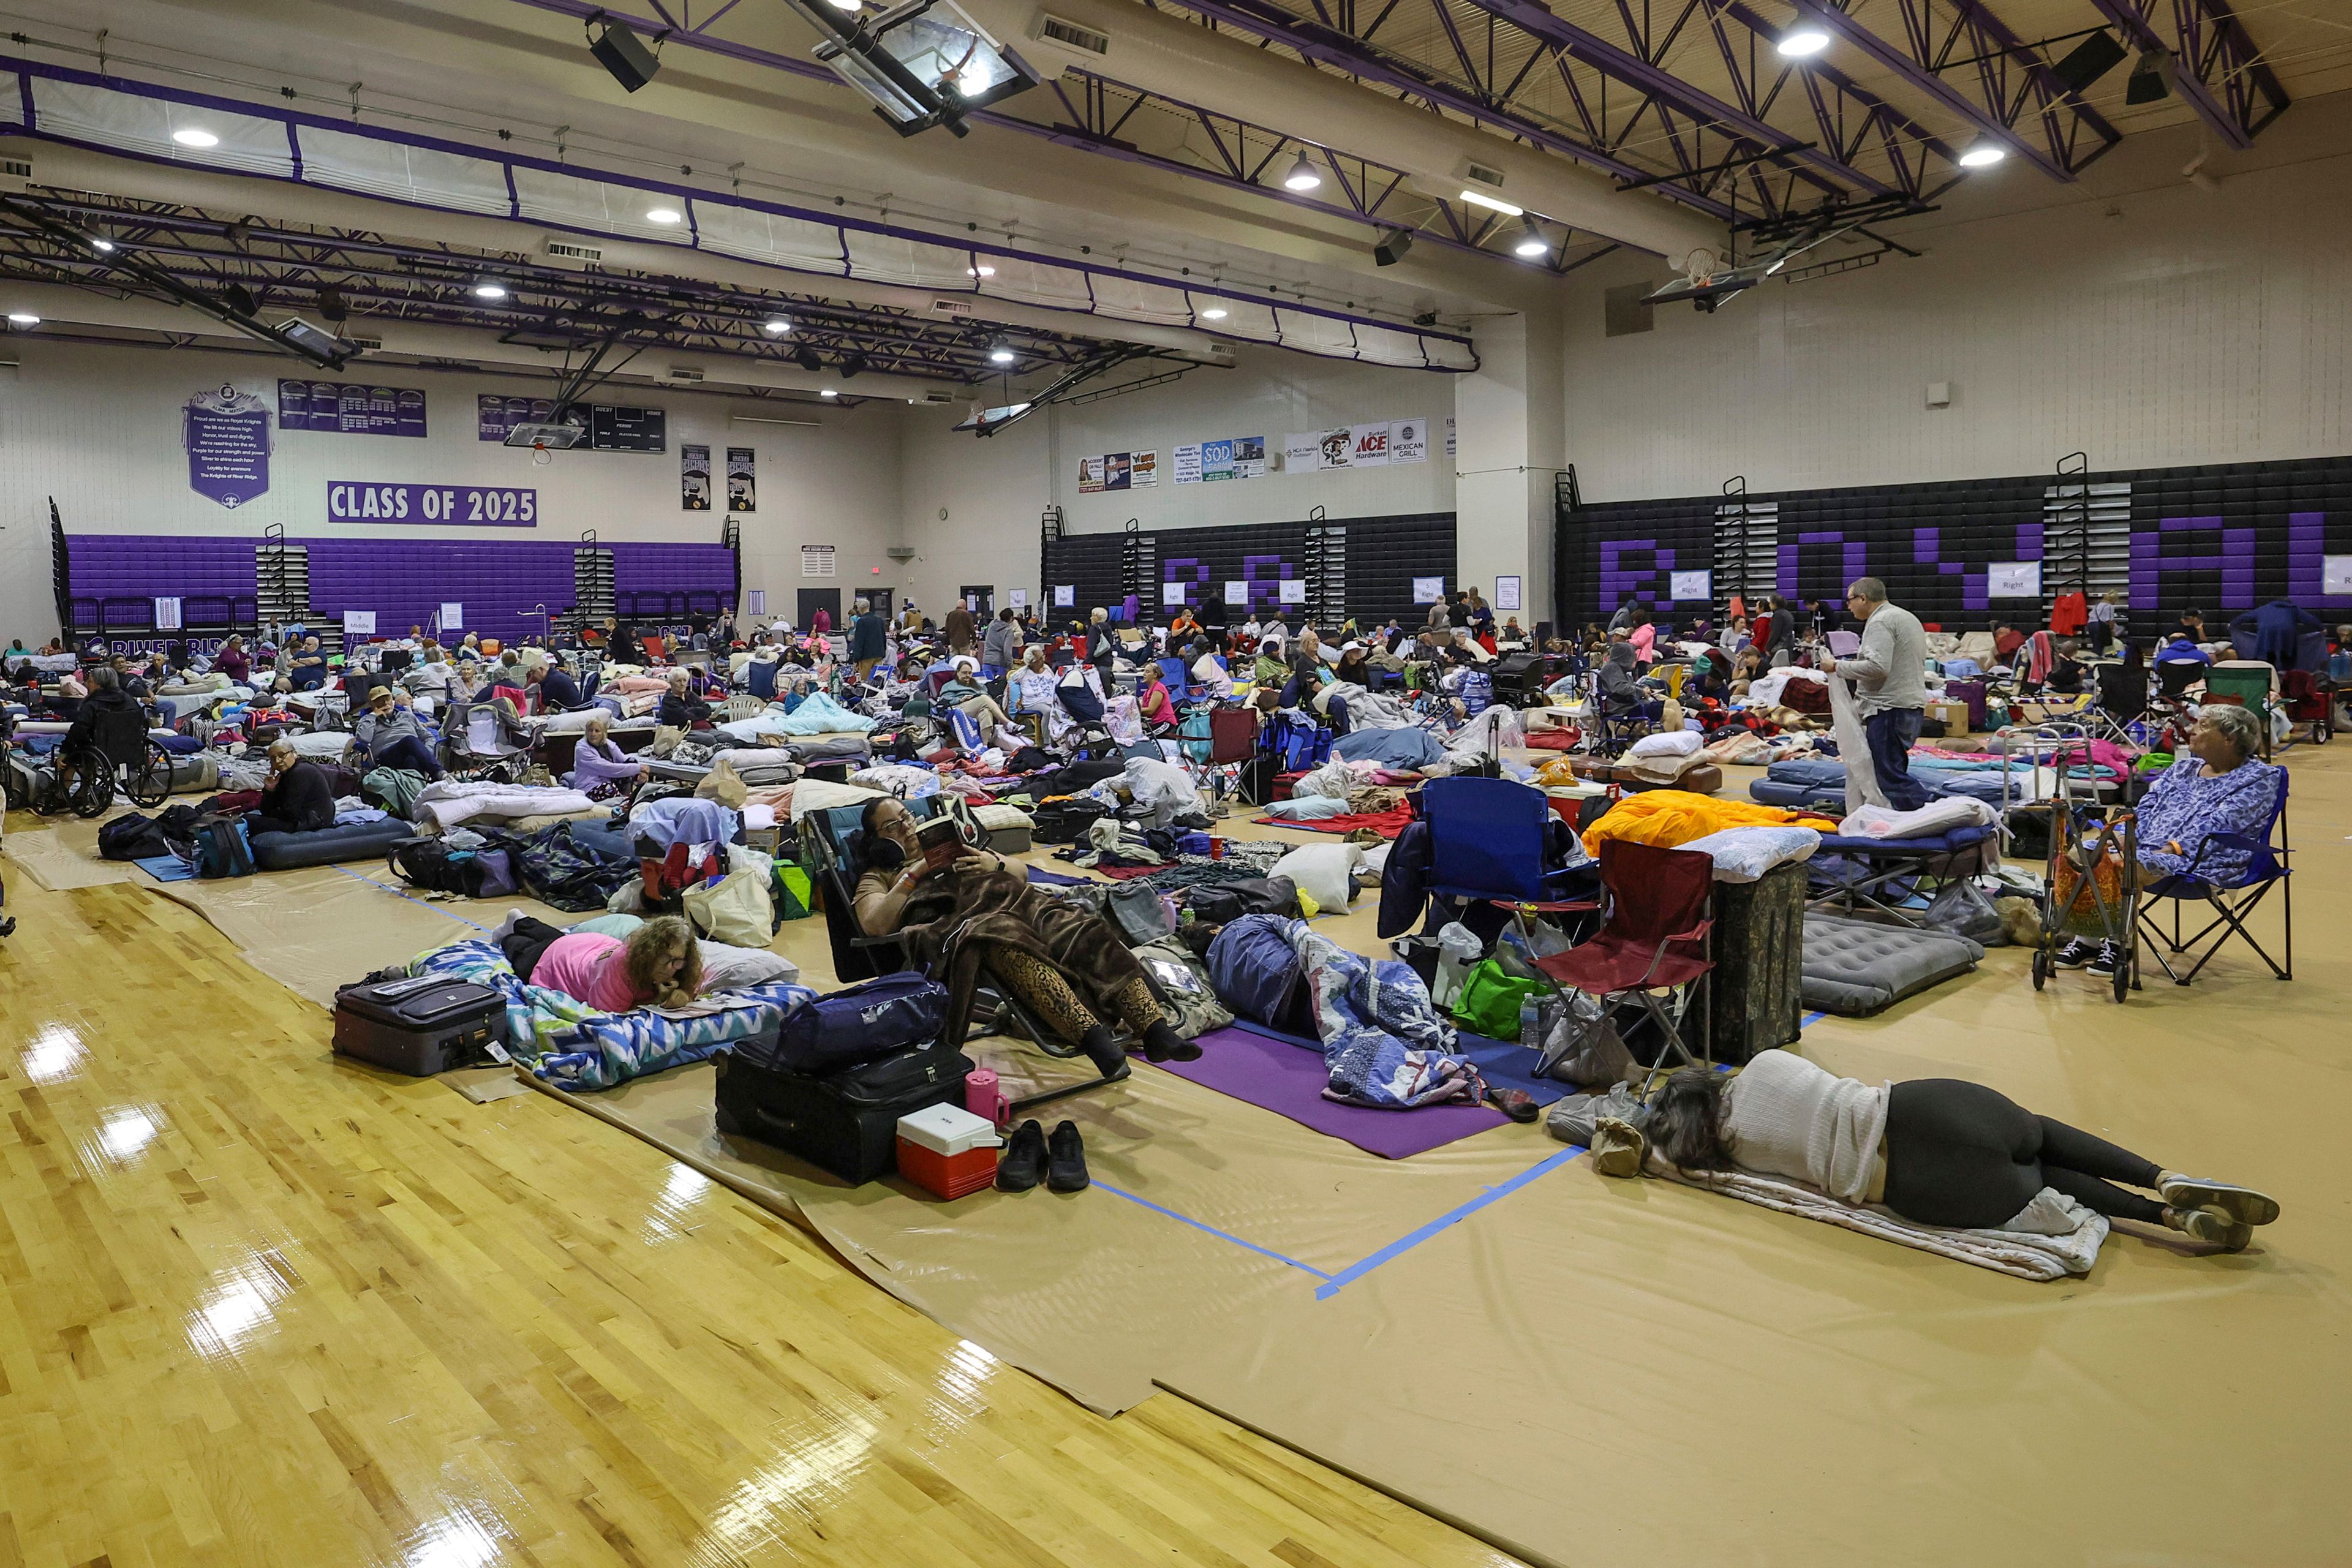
[279,379,427,437]
[184,386,272,509]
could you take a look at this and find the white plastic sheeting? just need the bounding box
[13,63,1476,372]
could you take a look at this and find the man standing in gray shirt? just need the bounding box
[1820,576,1929,810]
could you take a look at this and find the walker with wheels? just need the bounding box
[2013,724,2139,1003]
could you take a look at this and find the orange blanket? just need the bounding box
[1581,790,1834,856]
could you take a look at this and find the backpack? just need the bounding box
[195,816,255,879]
[98,812,175,862]
[1264,712,1332,771]
[1130,936,1233,1041]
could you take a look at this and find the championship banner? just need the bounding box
[727,447,757,511]
[681,444,712,510]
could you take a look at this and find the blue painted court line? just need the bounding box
[1313,1146,1585,1300]
[330,864,491,933]
[1801,1009,1829,1027]
[1093,1180,1333,1280]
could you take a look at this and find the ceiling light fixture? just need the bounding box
[172,127,219,149]
[1282,152,1322,192]
[7,312,37,326]
[645,205,683,225]
[839,353,867,379]
[1774,21,1831,58]
[1197,304,1229,321]
[1461,189,1525,216]
[968,263,995,277]
[1513,216,1550,258]
[820,387,840,398]
[87,235,115,254]
[762,317,792,336]
[471,279,510,299]
[1957,138,2007,168]
[987,337,1017,364]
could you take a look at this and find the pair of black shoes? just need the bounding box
[997,1118,1088,1193]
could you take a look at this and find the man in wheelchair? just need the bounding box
[848,796,1199,1075]
[51,665,168,813]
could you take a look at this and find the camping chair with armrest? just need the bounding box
[797,800,1130,1108]
[639,634,668,666]
[2135,764,2291,986]
[1420,775,1601,960]
[2089,662,2151,746]
[1531,838,1714,1084]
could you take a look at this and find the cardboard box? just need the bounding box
[1927,700,1970,733]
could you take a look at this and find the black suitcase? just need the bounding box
[1237,755,1280,807]
[331,974,510,1075]
[713,1038,971,1183]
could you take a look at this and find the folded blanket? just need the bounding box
[1837,795,1998,840]
[1654,1160,2107,1281]
[414,780,597,830]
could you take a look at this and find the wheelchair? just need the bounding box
[40,706,171,817]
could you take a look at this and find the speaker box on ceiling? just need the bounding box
[589,20,662,93]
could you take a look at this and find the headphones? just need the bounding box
[865,833,906,871]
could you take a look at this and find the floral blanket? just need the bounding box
[1283,920,1485,1109]
[407,940,812,1091]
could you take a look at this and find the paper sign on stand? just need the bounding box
[438,601,464,630]
[1987,561,2041,599]
[1412,576,1446,604]
[154,597,183,631]
[342,610,377,636]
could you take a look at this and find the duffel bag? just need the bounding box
[386,835,510,897]
[98,812,175,862]
[714,1036,970,1183]
[1184,874,1298,925]
[771,973,949,1074]
[1031,796,1113,844]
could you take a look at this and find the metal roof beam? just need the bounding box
[1782,0,2120,181]
[1449,0,1894,198]
[2084,0,2288,151]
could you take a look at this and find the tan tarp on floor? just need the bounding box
[74,764,2352,1566]
[3,820,142,890]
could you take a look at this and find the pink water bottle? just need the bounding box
[965,1066,1009,1128]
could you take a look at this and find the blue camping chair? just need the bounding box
[1420,775,1600,954]
[1159,655,1201,701]
[2135,766,2291,985]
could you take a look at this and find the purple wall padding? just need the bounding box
[70,534,737,645]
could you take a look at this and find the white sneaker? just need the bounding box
[489,908,530,942]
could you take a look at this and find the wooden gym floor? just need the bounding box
[2,739,2345,1566]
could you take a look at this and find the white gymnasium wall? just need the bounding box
[0,336,903,639]
[894,345,1458,616]
[1559,101,2352,503]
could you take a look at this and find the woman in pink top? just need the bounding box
[502,914,702,1011]
[1629,616,1657,665]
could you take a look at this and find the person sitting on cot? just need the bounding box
[657,667,711,728]
[1648,1052,2278,1251]
[852,796,1199,1072]
[2049,704,2282,975]
[499,913,701,1011]
[939,656,1014,736]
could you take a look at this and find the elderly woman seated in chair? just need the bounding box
[2052,703,2282,974]
[567,712,646,799]
[850,796,1198,1074]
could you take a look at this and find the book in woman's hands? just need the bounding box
[916,816,968,872]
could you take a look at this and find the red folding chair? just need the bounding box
[1532,838,1714,1082]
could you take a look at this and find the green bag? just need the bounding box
[774,862,815,921]
[1452,959,1545,1039]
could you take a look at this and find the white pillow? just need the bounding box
[1270,841,1365,910]
[1676,825,1820,883]
[697,940,800,992]
[1628,728,1703,759]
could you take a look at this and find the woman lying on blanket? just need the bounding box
[500,913,702,1011]
[851,796,1199,1074]
[1648,1052,2279,1251]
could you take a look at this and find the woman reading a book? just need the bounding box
[851,797,1199,1072]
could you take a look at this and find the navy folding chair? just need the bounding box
[2135,766,2291,984]
[1420,775,1599,949]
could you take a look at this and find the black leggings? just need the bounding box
[500,916,567,984]
[1882,1079,2166,1229]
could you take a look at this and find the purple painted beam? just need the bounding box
[1783,0,2119,183]
[1080,0,1742,221]
[1449,0,1888,198]
[1716,1,1959,171]
[2086,0,2288,151]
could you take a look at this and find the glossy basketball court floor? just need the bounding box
[2,747,2346,1567]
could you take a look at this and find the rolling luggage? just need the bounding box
[331,974,510,1074]
[713,1036,971,1183]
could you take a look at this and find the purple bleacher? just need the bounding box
[70,533,736,646]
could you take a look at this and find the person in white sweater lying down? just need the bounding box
[1648,1052,2279,1251]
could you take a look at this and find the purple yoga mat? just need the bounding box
[1157,1026,1507,1159]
